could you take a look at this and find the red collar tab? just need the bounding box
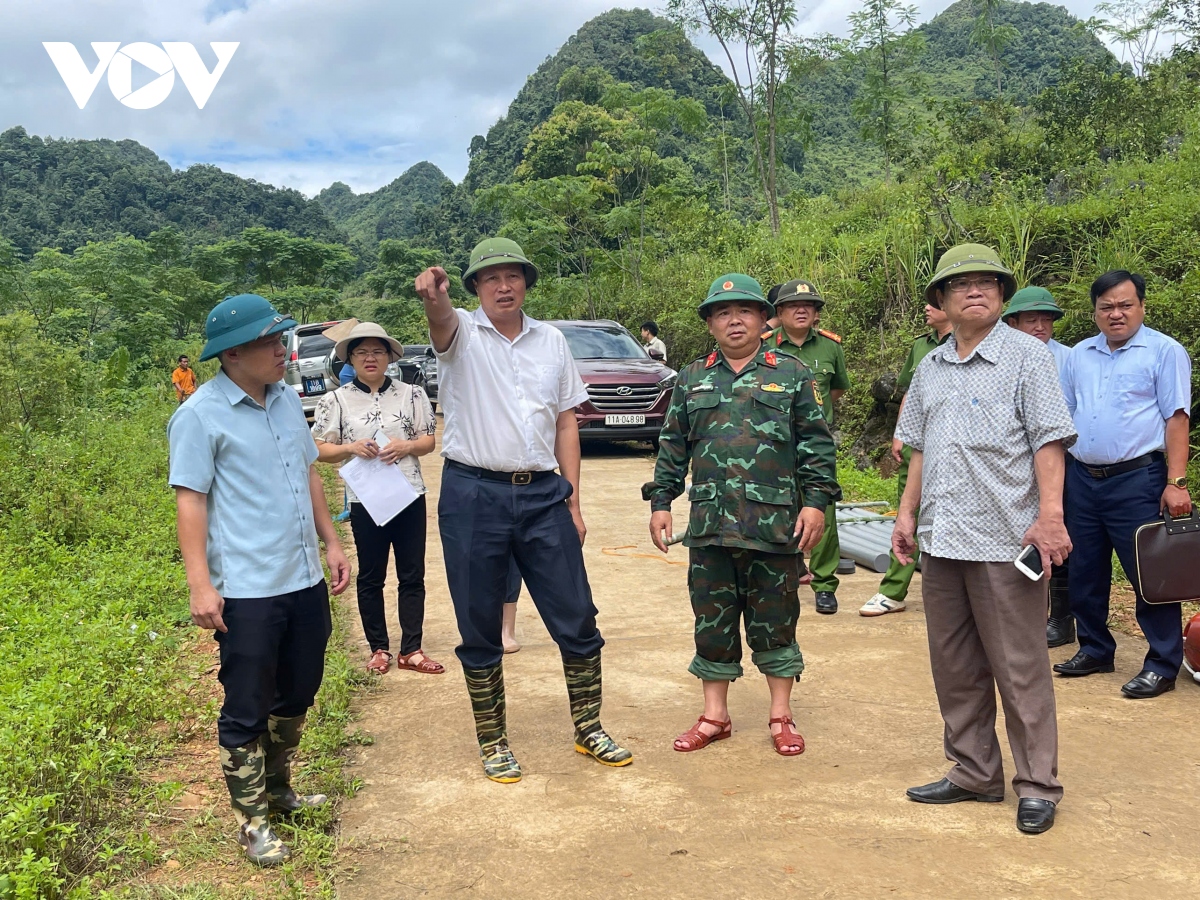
[775,330,784,346]
[705,350,719,368]
[763,350,778,367]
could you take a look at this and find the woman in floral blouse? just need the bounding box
[313,322,442,675]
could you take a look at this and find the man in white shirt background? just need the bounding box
[414,238,632,784]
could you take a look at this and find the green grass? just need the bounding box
[837,451,898,506]
[0,401,366,899]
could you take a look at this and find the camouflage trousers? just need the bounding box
[687,545,805,682]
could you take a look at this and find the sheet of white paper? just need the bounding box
[338,454,418,526]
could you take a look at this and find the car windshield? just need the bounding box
[403,344,430,356]
[298,334,335,359]
[559,326,646,360]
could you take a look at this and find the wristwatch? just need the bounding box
[1168,476,1188,488]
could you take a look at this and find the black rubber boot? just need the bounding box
[1046,565,1075,648]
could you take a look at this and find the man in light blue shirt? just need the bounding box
[168,294,350,865]
[1054,271,1194,699]
[1003,286,1076,649]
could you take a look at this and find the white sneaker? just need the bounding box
[860,593,906,617]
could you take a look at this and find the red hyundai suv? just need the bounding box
[548,319,677,445]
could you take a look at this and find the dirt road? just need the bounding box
[335,440,1200,900]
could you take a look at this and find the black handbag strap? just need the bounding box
[1164,510,1200,536]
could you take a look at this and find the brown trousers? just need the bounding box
[921,554,1063,803]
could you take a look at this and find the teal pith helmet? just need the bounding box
[1003,286,1064,322]
[462,237,539,296]
[698,273,773,319]
[199,294,296,362]
[925,243,1017,307]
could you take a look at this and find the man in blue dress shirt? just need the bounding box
[1054,271,1194,698]
[169,294,351,864]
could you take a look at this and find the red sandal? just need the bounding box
[396,650,445,674]
[769,716,805,756]
[673,716,732,752]
[366,649,393,674]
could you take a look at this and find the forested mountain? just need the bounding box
[315,161,453,252]
[0,127,342,257]
[462,7,732,193]
[794,0,1117,190]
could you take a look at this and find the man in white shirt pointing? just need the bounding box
[414,238,632,783]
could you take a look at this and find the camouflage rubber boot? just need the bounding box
[264,714,328,814]
[563,654,632,767]
[220,740,291,866]
[464,664,522,783]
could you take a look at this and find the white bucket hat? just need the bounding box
[333,321,404,362]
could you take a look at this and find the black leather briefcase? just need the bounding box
[1134,510,1200,604]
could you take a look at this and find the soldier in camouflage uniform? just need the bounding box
[643,274,841,756]
[765,279,851,614]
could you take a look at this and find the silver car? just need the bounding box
[284,320,344,420]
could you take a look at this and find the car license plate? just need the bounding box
[303,376,326,394]
[605,414,645,426]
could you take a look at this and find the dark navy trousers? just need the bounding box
[1065,455,1182,678]
[215,580,332,748]
[438,464,603,669]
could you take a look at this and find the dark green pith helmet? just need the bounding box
[1003,286,1064,322]
[462,237,539,296]
[925,243,1017,307]
[773,278,825,309]
[698,273,773,319]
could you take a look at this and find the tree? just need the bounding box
[848,0,927,182]
[1096,0,1171,75]
[667,0,797,234]
[970,0,1019,97]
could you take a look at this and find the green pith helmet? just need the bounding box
[698,273,773,319]
[199,294,297,362]
[462,237,539,296]
[1003,286,1064,322]
[773,278,825,309]
[925,243,1017,306]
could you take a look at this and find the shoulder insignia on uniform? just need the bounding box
[763,350,778,366]
[761,383,785,392]
[818,328,842,343]
[705,350,719,368]
[689,383,715,392]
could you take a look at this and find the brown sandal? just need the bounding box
[673,715,732,752]
[366,649,393,674]
[769,716,805,756]
[396,650,445,674]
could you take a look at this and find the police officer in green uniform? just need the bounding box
[644,274,841,757]
[859,300,953,616]
[765,279,850,614]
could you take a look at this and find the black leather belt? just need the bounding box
[445,459,554,485]
[1077,451,1164,479]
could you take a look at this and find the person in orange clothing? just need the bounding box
[172,355,198,404]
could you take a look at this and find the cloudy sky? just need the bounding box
[1,0,1108,198]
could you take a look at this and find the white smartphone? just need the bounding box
[1014,544,1045,581]
[373,428,391,448]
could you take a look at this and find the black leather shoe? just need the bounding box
[1016,798,1056,834]
[1121,669,1176,699]
[1053,651,1114,676]
[1046,616,1075,648]
[815,591,838,614]
[906,777,1003,804]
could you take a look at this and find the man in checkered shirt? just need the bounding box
[892,244,1076,835]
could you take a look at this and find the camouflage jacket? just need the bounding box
[642,342,841,554]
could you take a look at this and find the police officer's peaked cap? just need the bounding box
[1002,286,1064,322]
[462,237,539,296]
[773,278,825,309]
[698,273,773,318]
[925,243,1017,307]
[199,294,297,361]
